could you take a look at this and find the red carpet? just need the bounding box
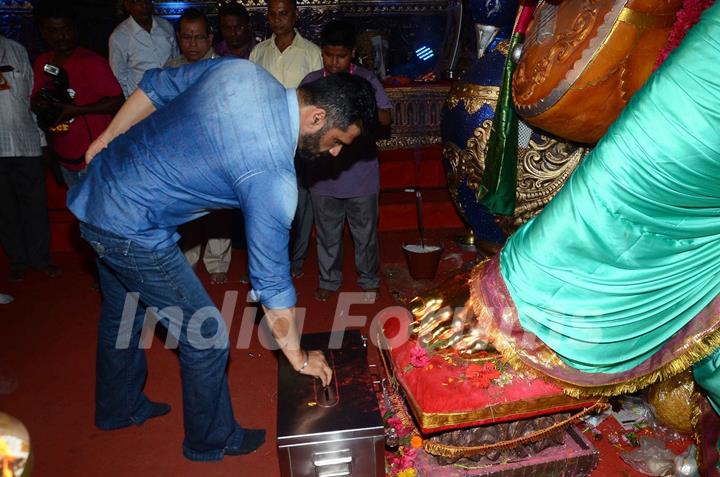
[0,229,666,477]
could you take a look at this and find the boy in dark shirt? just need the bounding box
[299,20,392,301]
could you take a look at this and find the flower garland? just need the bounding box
[380,383,423,477]
[654,0,716,69]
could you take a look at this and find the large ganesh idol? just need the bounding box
[410,1,720,471]
[403,3,720,471]
[442,0,682,236]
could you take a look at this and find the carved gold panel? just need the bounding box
[443,120,589,232]
[377,83,452,151]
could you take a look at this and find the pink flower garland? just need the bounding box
[654,0,715,69]
[387,416,412,438]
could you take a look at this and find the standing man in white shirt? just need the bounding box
[109,0,178,98]
[0,35,59,282]
[249,0,322,279]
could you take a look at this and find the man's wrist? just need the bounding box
[297,351,310,373]
[64,104,81,117]
[294,350,309,373]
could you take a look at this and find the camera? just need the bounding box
[36,63,74,131]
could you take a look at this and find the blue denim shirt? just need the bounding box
[68,58,300,309]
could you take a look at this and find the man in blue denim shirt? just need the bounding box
[67,58,377,461]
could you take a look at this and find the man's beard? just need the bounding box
[297,125,330,162]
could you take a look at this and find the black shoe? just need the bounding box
[97,401,171,431]
[147,401,171,419]
[224,428,266,456]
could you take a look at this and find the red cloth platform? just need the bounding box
[382,322,597,434]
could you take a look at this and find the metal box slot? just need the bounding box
[277,331,385,477]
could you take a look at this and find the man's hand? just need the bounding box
[54,103,79,125]
[297,350,332,386]
[85,135,108,164]
[83,89,155,164]
[30,94,50,114]
[262,306,334,387]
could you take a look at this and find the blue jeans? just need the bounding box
[79,223,245,461]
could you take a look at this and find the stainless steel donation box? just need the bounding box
[277,331,386,477]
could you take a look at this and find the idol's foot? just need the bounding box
[408,275,493,357]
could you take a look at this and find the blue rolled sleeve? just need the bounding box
[238,169,298,309]
[138,58,222,108]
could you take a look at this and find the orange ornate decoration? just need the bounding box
[513,0,683,144]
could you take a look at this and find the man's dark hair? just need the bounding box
[267,0,297,10]
[33,0,78,25]
[320,20,356,50]
[300,73,377,136]
[179,8,211,34]
[218,1,249,23]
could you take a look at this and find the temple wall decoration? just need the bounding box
[379,83,451,150]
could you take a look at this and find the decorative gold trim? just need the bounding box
[386,84,453,97]
[468,263,720,400]
[494,39,511,57]
[423,401,607,458]
[498,136,589,232]
[618,7,677,29]
[443,120,493,216]
[561,330,720,398]
[443,120,587,233]
[445,83,499,115]
[377,135,442,150]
